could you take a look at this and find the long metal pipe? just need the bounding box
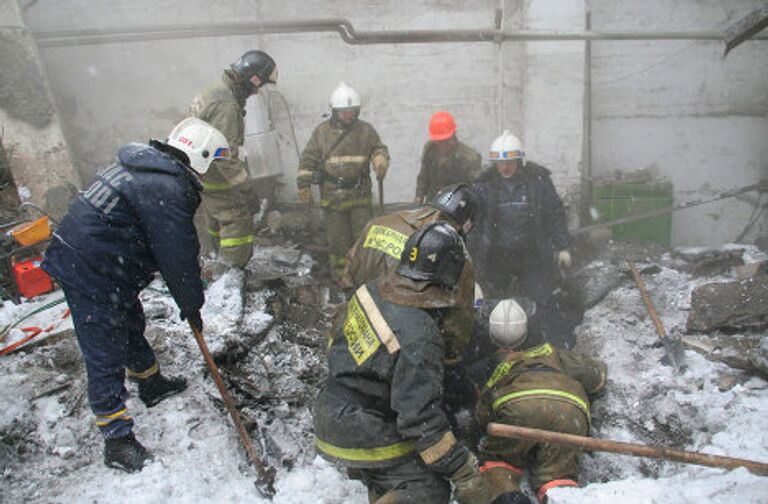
[33,18,768,48]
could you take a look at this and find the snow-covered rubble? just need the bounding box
[0,243,766,503]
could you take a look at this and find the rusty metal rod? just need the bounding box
[627,260,685,369]
[488,423,768,477]
[189,322,276,498]
[627,261,667,338]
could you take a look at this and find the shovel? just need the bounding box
[189,321,276,498]
[627,261,686,371]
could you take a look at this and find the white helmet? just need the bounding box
[489,299,528,349]
[330,81,361,110]
[167,117,230,175]
[489,130,525,163]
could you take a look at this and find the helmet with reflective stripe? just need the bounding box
[489,130,524,163]
[489,298,536,349]
[330,81,361,110]
[429,111,457,141]
[167,117,230,175]
[428,183,476,228]
[396,221,466,290]
[231,50,278,85]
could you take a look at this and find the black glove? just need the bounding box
[183,310,203,332]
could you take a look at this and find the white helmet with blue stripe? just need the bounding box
[489,130,525,164]
[167,117,230,175]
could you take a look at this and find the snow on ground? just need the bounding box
[1,245,767,503]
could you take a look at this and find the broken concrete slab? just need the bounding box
[734,260,768,280]
[246,245,314,284]
[681,333,764,377]
[686,276,768,332]
[749,338,768,378]
[564,261,626,309]
[673,248,745,277]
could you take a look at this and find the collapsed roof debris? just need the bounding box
[0,231,766,502]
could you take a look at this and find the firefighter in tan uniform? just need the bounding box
[189,49,278,275]
[313,222,486,504]
[341,183,477,363]
[466,299,607,504]
[415,111,482,204]
[297,82,389,282]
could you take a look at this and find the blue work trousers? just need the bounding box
[62,285,156,438]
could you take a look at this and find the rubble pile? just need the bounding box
[0,236,766,502]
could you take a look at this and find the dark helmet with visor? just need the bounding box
[396,221,466,290]
[231,50,278,88]
[428,183,477,228]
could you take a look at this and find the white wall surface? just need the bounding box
[588,0,768,245]
[24,0,520,204]
[19,0,768,245]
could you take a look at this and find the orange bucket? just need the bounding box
[10,216,51,246]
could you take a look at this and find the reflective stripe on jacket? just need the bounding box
[297,119,388,210]
[477,344,606,425]
[342,207,476,361]
[313,282,468,473]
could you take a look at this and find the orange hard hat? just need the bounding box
[429,111,457,141]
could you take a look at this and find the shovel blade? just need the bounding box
[660,336,687,372]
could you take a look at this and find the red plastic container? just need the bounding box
[13,256,53,299]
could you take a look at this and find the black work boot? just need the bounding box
[104,433,154,472]
[138,373,187,408]
[492,492,532,504]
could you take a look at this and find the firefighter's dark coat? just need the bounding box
[476,343,606,496]
[416,139,482,202]
[342,206,476,361]
[313,278,469,476]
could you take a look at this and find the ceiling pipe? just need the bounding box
[33,18,768,48]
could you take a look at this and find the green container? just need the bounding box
[592,182,673,245]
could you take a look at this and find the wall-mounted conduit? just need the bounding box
[33,18,768,48]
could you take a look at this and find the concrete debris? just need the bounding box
[734,260,768,280]
[681,333,764,374]
[686,276,768,332]
[246,245,314,285]
[672,248,745,277]
[749,338,768,377]
[716,373,740,392]
[564,261,626,309]
[755,234,768,253]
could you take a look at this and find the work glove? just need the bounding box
[298,187,314,205]
[182,310,203,332]
[450,452,487,504]
[371,153,389,181]
[556,249,572,269]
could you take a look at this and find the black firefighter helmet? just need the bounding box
[397,221,466,290]
[428,183,477,228]
[231,50,278,88]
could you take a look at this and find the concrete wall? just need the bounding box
[22,0,585,206]
[0,0,80,221]
[19,0,768,245]
[588,0,768,246]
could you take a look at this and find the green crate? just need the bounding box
[592,182,673,245]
